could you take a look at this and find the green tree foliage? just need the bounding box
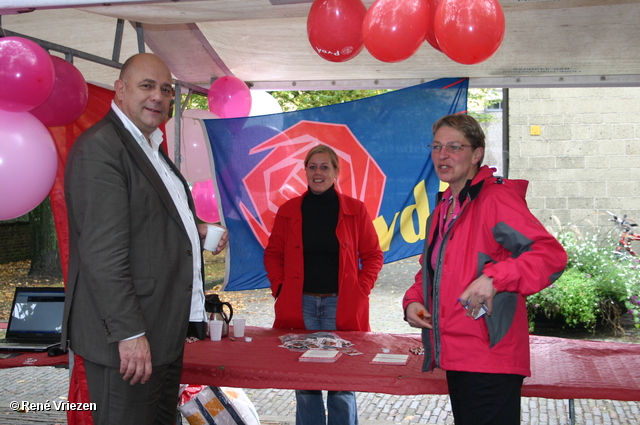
[176,90,394,113]
[467,88,502,124]
[182,92,208,110]
[178,88,502,120]
[269,90,392,112]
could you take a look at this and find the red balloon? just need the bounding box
[425,0,442,51]
[0,37,55,113]
[207,76,252,119]
[30,56,89,127]
[362,0,430,63]
[307,0,367,62]
[434,0,505,65]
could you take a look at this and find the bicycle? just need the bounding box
[606,211,640,257]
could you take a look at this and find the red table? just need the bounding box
[182,327,640,401]
[2,327,639,402]
[182,328,446,395]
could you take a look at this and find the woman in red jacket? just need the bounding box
[264,144,383,425]
[403,115,567,425]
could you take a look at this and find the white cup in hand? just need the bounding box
[203,225,225,252]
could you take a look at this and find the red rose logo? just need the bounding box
[240,120,386,248]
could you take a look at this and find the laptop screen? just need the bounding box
[8,288,65,336]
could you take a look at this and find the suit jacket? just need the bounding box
[62,109,202,368]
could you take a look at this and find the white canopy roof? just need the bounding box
[1,0,639,90]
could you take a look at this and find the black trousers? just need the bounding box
[446,370,525,425]
[83,352,183,425]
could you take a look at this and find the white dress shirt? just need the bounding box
[112,102,207,328]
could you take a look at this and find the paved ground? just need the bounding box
[2,256,639,424]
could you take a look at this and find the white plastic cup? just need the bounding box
[209,320,223,341]
[203,225,225,252]
[232,318,246,338]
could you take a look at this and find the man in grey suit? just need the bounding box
[63,53,228,425]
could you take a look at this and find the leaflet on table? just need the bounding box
[299,349,343,363]
[369,353,410,365]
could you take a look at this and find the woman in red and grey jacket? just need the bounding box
[264,144,383,425]
[403,115,567,425]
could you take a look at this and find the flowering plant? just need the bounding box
[527,220,640,334]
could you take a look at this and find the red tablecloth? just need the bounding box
[182,328,446,396]
[0,351,69,368]
[2,327,639,402]
[182,327,640,401]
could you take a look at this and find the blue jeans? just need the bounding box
[296,295,358,425]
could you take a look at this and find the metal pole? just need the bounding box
[173,84,182,170]
[569,399,575,425]
[135,22,145,53]
[112,18,124,62]
[502,87,510,178]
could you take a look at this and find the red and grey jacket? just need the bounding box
[403,165,567,376]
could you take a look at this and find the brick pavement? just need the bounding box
[2,257,639,424]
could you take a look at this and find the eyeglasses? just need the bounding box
[428,143,473,153]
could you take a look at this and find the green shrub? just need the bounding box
[528,268,599,330]
[527,223,640,333]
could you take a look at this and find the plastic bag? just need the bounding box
[178,385,260,425]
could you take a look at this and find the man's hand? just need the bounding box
[405,302,433,329]
[118,335,152,385]
[459,274,497,317]
[197,223,229,254]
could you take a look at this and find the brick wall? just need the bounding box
[508,87,640,236]
[0,222,31,264]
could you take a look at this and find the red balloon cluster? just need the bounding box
[306,0,505,65]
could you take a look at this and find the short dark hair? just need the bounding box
[432,114,485,165]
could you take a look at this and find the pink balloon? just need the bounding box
[434,0,505,65]
[30,56,89,127]
[165,109,217,183]
[307,0,367,62]
[207,76,252,119]
[0,37,55,113]
[0,110,58,220]
[192,179,221,223]
[362,0,430,63]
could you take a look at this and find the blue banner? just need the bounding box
[205,78,468,290]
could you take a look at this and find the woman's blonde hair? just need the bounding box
[304,144,340,173]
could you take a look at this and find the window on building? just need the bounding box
[485,101,502,112]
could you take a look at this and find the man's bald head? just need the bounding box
[114,54,173,139]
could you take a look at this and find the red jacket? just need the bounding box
[403,166,567,376]
[264,191,383,331]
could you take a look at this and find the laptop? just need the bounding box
[0,287,65,352]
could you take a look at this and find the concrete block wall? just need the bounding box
[508,87,640,238]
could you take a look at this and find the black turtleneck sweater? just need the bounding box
[301,186,340,294]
